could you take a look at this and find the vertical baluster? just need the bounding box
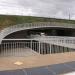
[4,43,5,56]
[19,42,21,56]
[16,42,18,56]
[33,41,34,51]
[34,41,36,52]
[0,44,1,56]
[15,42,17,56]
[5,42,9,56]
[17,42,19,56]
[12,42,13,56]
[47,44,50,54]
[34,42,36,52]
[7,42,9,56]
[1,43,3,56]
[44,43,46,54]
[31,40,32,50]
[12,42,14,56]
[4,43,6,56]
[3,43,5,56]
[5,43,8,56]
[24,42,26,55]
[2,43,3,56]
[10,42,12,56]
[18,42,20,56]
[39,41,40,54]
[22,42,24,56]
[23,42,25,56]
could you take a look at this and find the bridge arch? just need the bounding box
[0,22,75,43]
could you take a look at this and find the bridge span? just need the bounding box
[0,22,75,43]
[0,22,75,56]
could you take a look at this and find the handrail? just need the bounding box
[2,36,75,49]
[33,36,75,49]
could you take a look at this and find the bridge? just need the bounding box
[0,22,75,56]
[1,22,75,43]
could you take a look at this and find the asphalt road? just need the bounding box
[0,61,75,75]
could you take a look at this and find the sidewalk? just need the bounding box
[0,52,75,71]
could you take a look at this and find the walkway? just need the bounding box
[0,52,75,71]
[0,52,75,75]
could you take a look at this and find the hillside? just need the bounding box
[0,15,75,30]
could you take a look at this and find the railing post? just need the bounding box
[30,40,33,55]
[31,40,32,50]
[0,44,2,56]
[39,41,40,54]
[50,44,51,54]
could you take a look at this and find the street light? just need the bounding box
[68,8,71,20]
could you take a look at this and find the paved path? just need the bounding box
[0,52,75,73]
[0,61,75,75]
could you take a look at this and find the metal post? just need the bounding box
[4,43,5,56]
[0,44,2,56]
[50,44,51,54]
[31,40,32,50]
[39,41,40,54]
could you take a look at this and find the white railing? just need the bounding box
[33,36,75,49]
[0,39,52,56]
[1,36,75,49]
[0,22,75,44]
[0,40,40,57]
[1,39,75,56]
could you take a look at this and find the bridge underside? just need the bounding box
[4,27,75,39]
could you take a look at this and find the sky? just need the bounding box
[0,0,75,20]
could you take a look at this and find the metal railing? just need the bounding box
[0,40,40,57]
[0,39,75,57]
[33,36,75,49]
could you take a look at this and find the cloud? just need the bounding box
[0,6,36,16]
[0,0,75,19]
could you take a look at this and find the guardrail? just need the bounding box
[1,38,75,56]
[33,36,75,49]
[0,40,40,57]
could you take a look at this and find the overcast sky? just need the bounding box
[0,0,75,19]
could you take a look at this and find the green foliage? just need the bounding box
[0,15,75,30]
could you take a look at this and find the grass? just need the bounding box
[0,15,75,30]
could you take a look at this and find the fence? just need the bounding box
[0,40,39,57]
[34,36,75,49]
[0,39,75,57]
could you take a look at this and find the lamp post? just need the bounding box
[68,8,71,20]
